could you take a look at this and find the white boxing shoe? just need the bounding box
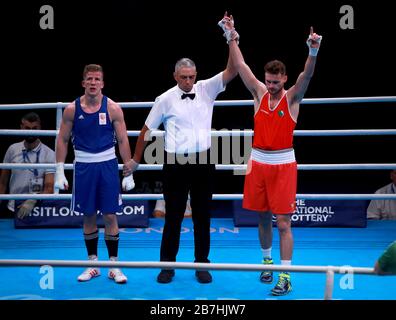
[78,267,101,281]
[108,256,127,284]
[77,255,101,282]
[108,268,128,284]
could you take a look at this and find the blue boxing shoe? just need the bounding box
[271,272,292,296]
[259,257,274,284]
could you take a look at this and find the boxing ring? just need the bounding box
[0,96,396,300]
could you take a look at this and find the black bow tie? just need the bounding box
[181,93,196,100]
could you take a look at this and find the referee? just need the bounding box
[128,43,237,283]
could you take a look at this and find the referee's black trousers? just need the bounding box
[160,151,215,263]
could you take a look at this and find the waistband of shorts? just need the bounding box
[251,148,295,165]
[74,147,116,163]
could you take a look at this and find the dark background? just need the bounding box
[0,0,395,195]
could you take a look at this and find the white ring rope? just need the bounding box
[2,129,396,137]
[1,163,395,171]
[0,129,58,137]
[1,193,396,201]
[0,259,375,275]
[1,95,395,201]
[1,96,396,110]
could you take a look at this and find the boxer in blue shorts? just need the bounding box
[55,64,135,284]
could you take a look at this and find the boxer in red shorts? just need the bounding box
[219,12,322,295]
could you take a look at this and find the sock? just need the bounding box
[105,233,119,259]
[281,260,291,275]
[84,230,99,257]
[261,247,272,259]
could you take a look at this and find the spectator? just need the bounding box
[0,112,55,219]
[374,241,396,275]
[367,170,396,220]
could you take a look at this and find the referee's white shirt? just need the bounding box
[145,72,225,154]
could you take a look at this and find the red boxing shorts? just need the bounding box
[243,159,297,214]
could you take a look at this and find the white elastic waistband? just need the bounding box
[251,148,295,165]
[74,147,116,163]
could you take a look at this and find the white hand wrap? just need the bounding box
[306,34,322,56]
[217,18,239,44]
[54,162,68,193]
[122,174,135,191]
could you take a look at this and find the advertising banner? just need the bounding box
[233,199,368,227]
[14,200,149,228]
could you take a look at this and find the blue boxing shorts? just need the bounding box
[71,158,122,216]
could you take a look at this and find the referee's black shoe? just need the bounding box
[195,270,212,283]
[157,269,175,283]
